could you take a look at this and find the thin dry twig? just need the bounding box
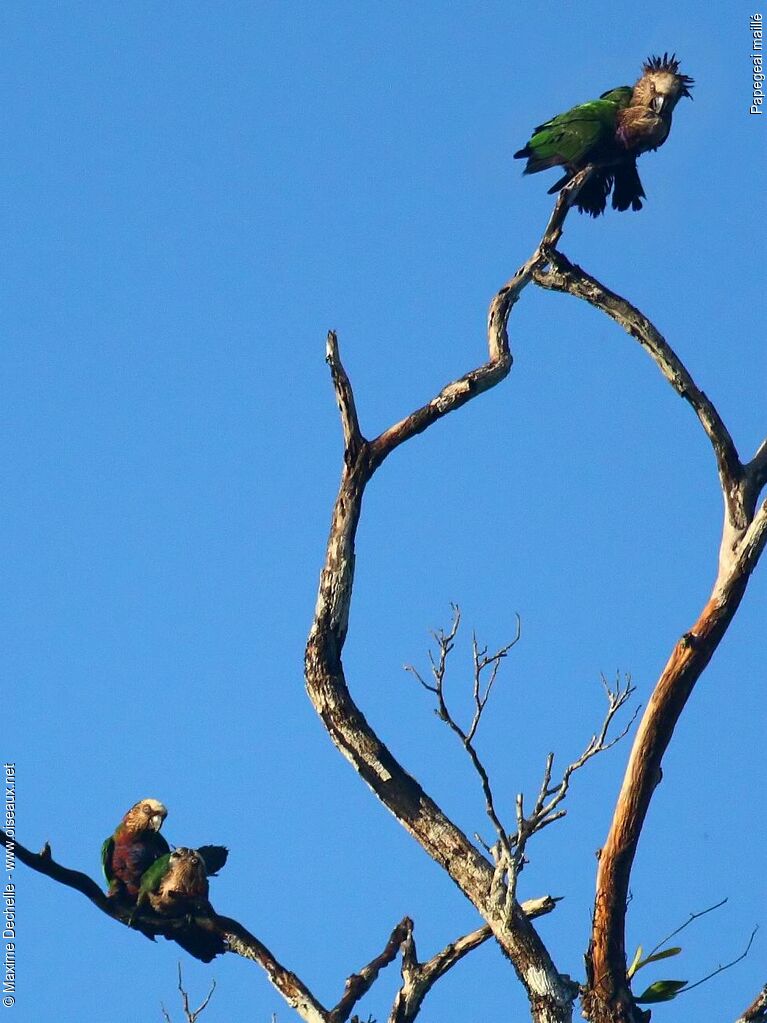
[405,606,521,869]
[161,964,217,1023]
[506,674,638,906]
[678,925,758,996]
[407,612,637,921]
[643,897,728,961]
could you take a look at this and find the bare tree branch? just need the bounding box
[329,919,412,1023]
[404,606,521,873]
[748,438,767,492]
[4,823,562,1023]
[367,170,594,469]
[388,897,561,1023]
[532,251,744,528]
[505,675,637,911]
[304,178,600,1023]
[327,330,364,460]
[528,246,767,1023]
[0,830,325,1023]
[408,614,637,922]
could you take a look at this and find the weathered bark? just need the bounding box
[2,824,559,1023]
[737,984,767,1023]
[388,897,560,1023]
[534,252,767,1023]
[12,162,764,1022]
[305,180,594,1023]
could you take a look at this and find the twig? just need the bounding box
[505,673,637,905]
[679,925,758,995]
[643,897,728,961]
[161,964,216,1023]
[405,608,521,872]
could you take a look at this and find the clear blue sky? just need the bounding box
[4,4,765,1021]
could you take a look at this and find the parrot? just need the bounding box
[101,798,228,904]
[514,53,693,216]
[134,846,229,961]
[102,798,170,901]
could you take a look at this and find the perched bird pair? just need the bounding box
[514,53,693,216]
[102,798,228,961]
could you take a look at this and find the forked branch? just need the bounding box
[161,965,216,1023]
[388,896,560,1023]
[305,174,598,1023]
[306,165,764,1023]
[507,675,637,907]
[4,825,559,1023]
[404,605,521,867]
[407,614,636,919]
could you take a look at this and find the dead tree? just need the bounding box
[6,169,766,1023]
[303,168,767,1023]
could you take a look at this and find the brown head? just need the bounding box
[632,53,694,117]
[163,848,209,897]
[123,798,168,834]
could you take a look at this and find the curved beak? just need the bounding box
[150,813,165,831]
[652,94,666,115]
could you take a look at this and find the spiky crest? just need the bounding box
[643,53,694,97]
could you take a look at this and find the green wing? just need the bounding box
[101,836,114,884]
[599,86,633,106]
[138,852,172,897]
[517,86,632,170]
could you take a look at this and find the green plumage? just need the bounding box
[101,836,113,884]
[136,845,228,900]
[514,55,693,216]
[137,852,172,898]
[134,846,228,961]
[521,88,633,171]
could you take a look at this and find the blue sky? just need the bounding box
[3,4,765,1021]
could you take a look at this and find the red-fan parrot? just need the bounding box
[102,798,170,900]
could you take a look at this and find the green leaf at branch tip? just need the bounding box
[629,945,683,977]
[642,947,683,966]
[635,979,688,1004]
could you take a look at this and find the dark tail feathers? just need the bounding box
[612,160,646,211]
